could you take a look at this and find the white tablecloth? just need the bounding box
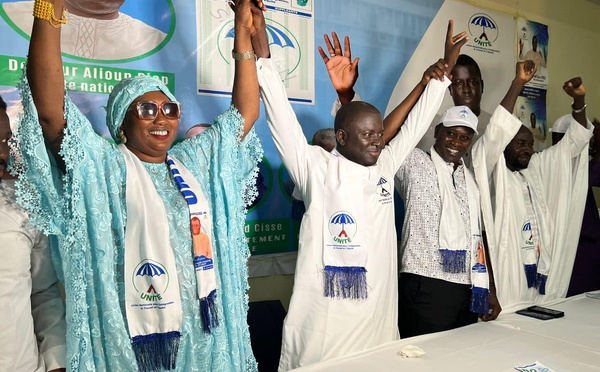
[293,294,600,371]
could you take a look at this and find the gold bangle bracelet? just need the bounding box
[231,49,255,61]
[33,0,68,28]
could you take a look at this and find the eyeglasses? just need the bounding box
[128,101,181,120]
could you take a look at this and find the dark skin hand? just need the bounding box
[480,232,501,321]
[481,285,502,321]
[248,0,270,59]
[443,19,468,80]
[562,76,587,127]
[318,32,359,105]
[382,19,467,143]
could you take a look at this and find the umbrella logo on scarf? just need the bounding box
[521,221,534,245]
[132,259,170,302]
[328,211,358,245]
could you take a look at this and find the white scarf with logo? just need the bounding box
[431,147,489,313]
[322,151,368,300]
[120,145,219,371]
[120,145,182,371]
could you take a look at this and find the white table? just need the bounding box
[293,295,600,372]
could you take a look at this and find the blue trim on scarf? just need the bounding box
[536,273,547,295]
[439,249,467,273]
[323,266,368,300]
[524,264,537,288]
[200,289,220,333]
[167,156,220,334]
[131,331,181,372]
[470,286,490,314]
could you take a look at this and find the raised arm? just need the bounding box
[499,60,536,113]
[563,77,587,127]
[383,60,447,143]
[382,20,467,144]
[27,0,68,168]
[472,61,536,174]
[252,1,312,188]
[230,0,264,139]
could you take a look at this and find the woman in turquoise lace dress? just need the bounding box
[15,0,266,371]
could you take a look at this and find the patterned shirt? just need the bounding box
[396,148,472,284]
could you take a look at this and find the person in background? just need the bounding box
[417,54,490,164]
[472,69,592,312]
[311,128,336,152]
[0,95,67,372]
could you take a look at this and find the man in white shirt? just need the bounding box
[0,95,67,372]
[252,12,461,370]
[519,35,547,69]
[472,69,592,313]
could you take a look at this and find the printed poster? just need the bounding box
[516,17,549,150]
[197,0,314,104]
[517,17,549,90]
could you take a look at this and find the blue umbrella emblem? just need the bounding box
[226,24,295,49]
[470,15,496,41]
[136,262,166,277]
[331,213,355,238]
[377,177,390,197]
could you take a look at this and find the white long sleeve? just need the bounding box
[0,180,66,372]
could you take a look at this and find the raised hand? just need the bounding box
[500,60,537,113]
[246,0,270,58]
[564,77,587,126]
[480,287,502,322]
[420,58,448,86]
[444,20,468,76]
[318,32,359,104]
[515,60,537,85]
[229,0,265,35]
[563,77,585,99]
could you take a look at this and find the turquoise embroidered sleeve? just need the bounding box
[172,105,263,208]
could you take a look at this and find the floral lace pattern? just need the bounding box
[14,71,261,371]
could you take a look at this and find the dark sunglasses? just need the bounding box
[128,101,181,120]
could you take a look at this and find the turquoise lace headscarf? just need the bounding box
[106,76,178,144]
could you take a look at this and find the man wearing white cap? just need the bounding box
[395,104,500,338]
[472,66,593,313]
